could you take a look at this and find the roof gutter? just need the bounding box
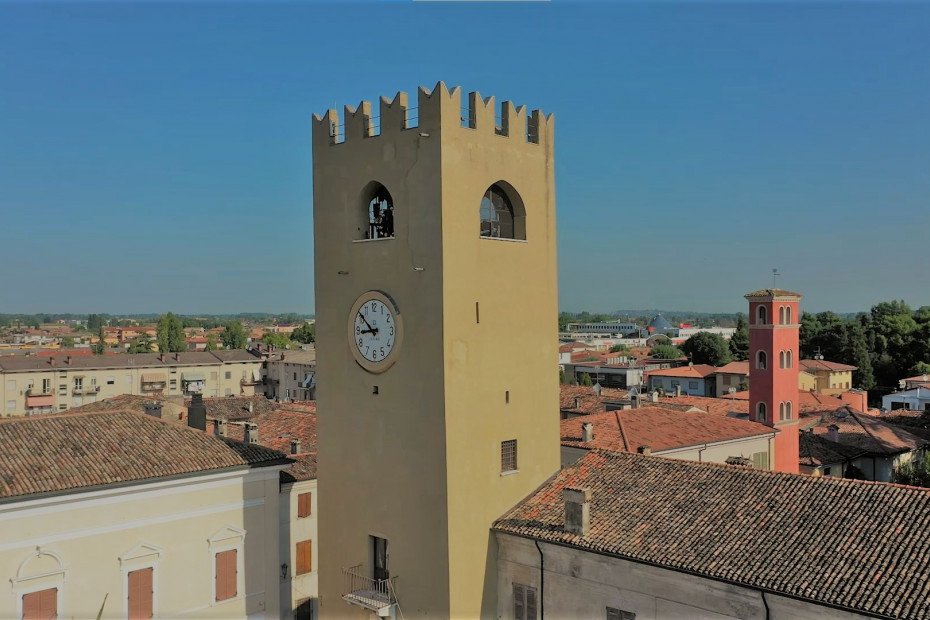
[495,531,895,620]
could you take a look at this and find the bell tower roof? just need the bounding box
[744,288,803,300]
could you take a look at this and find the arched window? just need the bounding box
[786,350,793,368]
[757,401,767,422]
[779,351,786,369]
[786,306,792,324]
[757,350,767,370]
[479,183,526,240]
[779,306,786,324]
[361,184,394,240]
[785,401,793,419]
[779,402,786,420]
[757,305,767,325]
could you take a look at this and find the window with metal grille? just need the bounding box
[606,607,636,620]
[501,439,518,473]
[513,583,537,620]
[298,492,312,518]
[294,598,314,620]
[296,540,312,575]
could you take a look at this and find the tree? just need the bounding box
[649,344,683,360]
[579,373,593,387]
[291,322,316,344]
[913,361,930,377]
[221,321,247,350]
[61,335,75,348]
[262,332,293,348]
[92,326,106,355]
[205,333,218,352]
[128,333,154,353]
[86,314,106,331]
[156,313,186,353]
[728,314,749,361]
[680,332,732,366]
[844,320,875,390]
[892,454,930,488]
[609,343,629,353]
[559,368,566,384]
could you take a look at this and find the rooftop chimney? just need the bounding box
[187,392,207,431]
[245,422,259,444]
[581,422,594,443]
[291,439,302,455]
[213,419,228,437]
[143,401,163,418]
[49,356,55,367]
[248,401,254,413]
[563,487,591,537]
[66,356,72,366]
[175,352,181,362]
[827,424,839,443]
[159,353,166,362]
[674,385,682,398]
[650,390,659,403]
[637,445,652,456]
[573,397,581,409]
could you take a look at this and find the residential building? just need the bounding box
[903,374,930,390]
[799,359,857,395]
[559,407,776,469]
[799,430,868,478]
[746,288,802,474]
[712,360,749,396]
[564,321,639,337]
[0,409,289,619]
[0,351,264,416]
[264,349,316,401]
[558,384,630,418]
[675,325,736,340]
[314,83,560,618]
[883,385,930,413]
[646,364,718,397]
[494,450,930,619]
[800,406,927,481]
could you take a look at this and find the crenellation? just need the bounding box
[380,91,409,133]
[466,92,495,132]
[314,82,552,147]
[344,101,374,140]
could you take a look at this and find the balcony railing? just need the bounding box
[240,377,261,386]
[342,565,397,617]
[25,388,52,397]
[72,385,100,395]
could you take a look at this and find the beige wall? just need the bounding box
[314,83,559,619]
[265,359,315,401]
[496,534,873,620]
[1,359,263,416]
[280,479,318,617]
[799,372,817,392]
[561,435,774,471]
[0,467,284,619]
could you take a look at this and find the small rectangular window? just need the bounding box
[5,380,14,391]
[513,583,537,620]
[106,376,115,385]
[688,381,699,390]
[294,598,314,620]
[298,492,312,518]
[6,400,15,411]
[126,374,132,385]
[215,549,237,602]
[296,540,312,575]
[502,439,518,473]
[225,371,232,380]
[606,607,636,620]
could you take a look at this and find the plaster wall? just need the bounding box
[496,534,872,620]
[280,479,318,617]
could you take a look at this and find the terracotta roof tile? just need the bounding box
[657,395,751,418]
[0,410,288,500]
[800,408,927,456]
[800,359,858,372]
[743,288,803,298]
[645,364,717,379]
[561,407,774,454]
[559,385,628,414]
[223,409,317,455]
[494,450,930,618]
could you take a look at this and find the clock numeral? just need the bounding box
[356,326,361,335]
[380,347,385,357]
[386,316,391,324]
[358,338,363,347]
[389,326,394,336]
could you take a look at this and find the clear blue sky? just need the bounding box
[2,2,928,315]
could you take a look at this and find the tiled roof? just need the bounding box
[223,409,317,455]
[800,359,857,372]
[280,453,318,483]
[799,431,867,467]
[67,394,186,421]
[743,288,803,298]
[0,411,289,501]
[494,450,930,618]
[560,407,774,454]
[0,351,249,372]
[201,395,278,420]
[657,395,750,418]
[210,349,261,362]
[721,389,849,413]
[714,361,750,375]
[645,364,717,379]
[559,385,628,414]
[800,407,927,456]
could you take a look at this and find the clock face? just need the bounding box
[348,291,403,373]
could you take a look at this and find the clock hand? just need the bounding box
[360,327,379,335]
[358,312,375,331]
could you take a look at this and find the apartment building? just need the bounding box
[263,349,316,401]
[0,351,263,417]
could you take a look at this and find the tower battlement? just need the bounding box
[312,81,554,148]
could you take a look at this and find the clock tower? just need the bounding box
[312,83,559,618]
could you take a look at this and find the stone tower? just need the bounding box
[312,83,559,618]
[745,289,802,474]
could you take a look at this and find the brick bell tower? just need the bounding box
[745,288,802,474]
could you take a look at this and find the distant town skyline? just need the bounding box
[2,3,928,314]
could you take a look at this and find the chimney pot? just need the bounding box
[827,424,840,443]
[674,385,682,397]
[66,356,72,365]
[214,419,228,437]
[573,397,581,409]
[581,422,594,443]
[187,392,207,431]
[563,487,591,536]
[175,352,181,362]
[245,422,259,444]
[49,356,55,366]
[650,390,659,403]
[637,445,652,456]
[159,353,166,362]
[291,439,302,455]
[248,401,254,413]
